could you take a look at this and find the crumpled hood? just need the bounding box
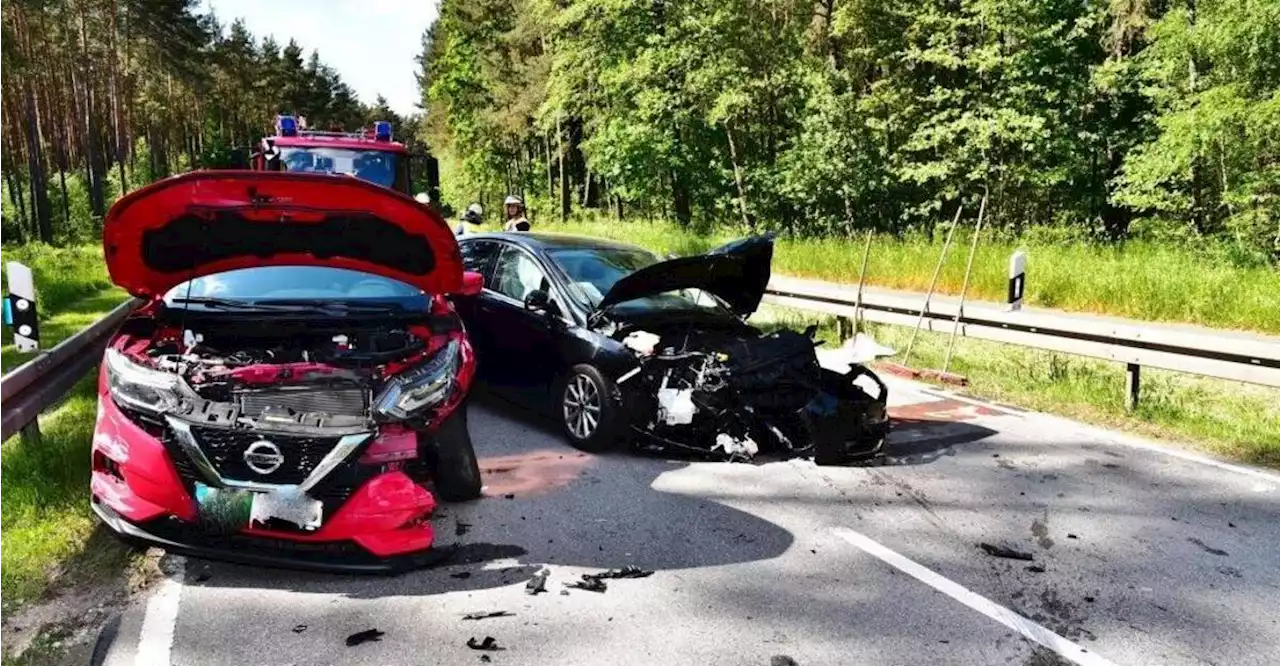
[597,234,774,317]
[103,171,463,297]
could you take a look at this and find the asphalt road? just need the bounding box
[95,375,1280,666]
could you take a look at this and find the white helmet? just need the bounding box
[504,195,524,207]
[414,192,431,205]
[467,203,484,216]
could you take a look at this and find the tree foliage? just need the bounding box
[421,0,1279,259]
[1,0,383,244]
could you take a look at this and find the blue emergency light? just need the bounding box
[373,120,392,141]
[277,115,299,137]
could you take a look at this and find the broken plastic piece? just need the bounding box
[450,571,473,580]
[466,636,504,651]
[525,569,549,595]
[345,629,384,646]
[292,624,307,633]
[566,577,607,593]
[622,330,661,356]
[657,388,697,425]
[713,433,759,460]
[979,543,1034,561]
[463,611,515,621]
[587,566,654,580]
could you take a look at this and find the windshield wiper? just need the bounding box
[168,297,309,311]
[168,297,403,316]
[255,299,408,315]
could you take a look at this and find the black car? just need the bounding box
[451,232,889,464]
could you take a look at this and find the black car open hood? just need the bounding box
[596,235,774,317]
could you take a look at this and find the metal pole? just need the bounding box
[903,204,964,366]
[1125,363,1141,411]
[942,192,988,375]
[853,228,873,334]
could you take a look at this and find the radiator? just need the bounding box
[237,386,369,417]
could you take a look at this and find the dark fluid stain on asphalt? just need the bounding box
[451,571,473,580]
[345,629,384,647]
[444,543,529,565]
[1188,537,1230,557]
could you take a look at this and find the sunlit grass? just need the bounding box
[540,217,1280,334]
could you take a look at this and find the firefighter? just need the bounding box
[455,203,483,236]
[502,195,530,232]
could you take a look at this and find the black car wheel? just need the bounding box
[559,364,619,453]
[421,405,483,501]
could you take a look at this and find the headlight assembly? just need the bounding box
[373,339,461,421]
[104,347,183,414]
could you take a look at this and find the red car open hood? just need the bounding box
[103,171,462,297]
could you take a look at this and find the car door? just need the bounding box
[452,239,502,378]
[481,244,567,408]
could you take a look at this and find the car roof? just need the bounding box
[462,231,654,254]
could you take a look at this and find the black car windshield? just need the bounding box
[279,147,398,188]
[548,247,728,314]
[162,266,428,312]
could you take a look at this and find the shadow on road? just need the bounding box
[175,395,796,600]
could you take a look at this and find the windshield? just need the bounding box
[549,247,728,314]
[279,147,399,188]
[162,266,428,311]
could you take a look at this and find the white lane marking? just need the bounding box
[135,556,185,666]
[833,528,1120,666]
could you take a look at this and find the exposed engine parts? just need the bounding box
[617,326,891,463]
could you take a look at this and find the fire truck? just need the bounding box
[253,115,440,205]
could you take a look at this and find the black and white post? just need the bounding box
[4,261,39,352]
[1007,250,1027,311]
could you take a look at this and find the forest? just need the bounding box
[0,0,415,245]
[419,0,1280,262]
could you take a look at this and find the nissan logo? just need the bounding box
[243,440,284,475]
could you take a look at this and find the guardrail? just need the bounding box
[1,299,138,441]
[764,275,1280,405]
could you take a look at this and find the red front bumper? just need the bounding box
[91,383,441,571]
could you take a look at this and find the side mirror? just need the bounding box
[459,271,484,296]
[524,289,551,312]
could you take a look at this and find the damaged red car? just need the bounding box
[90,171,484,572]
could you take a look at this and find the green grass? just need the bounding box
[538,218,1280,334]
[756,304,1280,467]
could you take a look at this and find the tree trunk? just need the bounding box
[24,85,55,243]
[557,116,570,222]
[724,120,752,229]
[671,169,692,226]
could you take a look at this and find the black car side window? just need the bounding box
[491,246,550,303]
[460,240,499,282]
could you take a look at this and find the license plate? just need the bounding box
[195,483,322,531]
[249,488,323,531]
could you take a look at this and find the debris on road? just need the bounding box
[467,636,505,651]
[1067,533,1079,540]
[456,520,473,536]
[503,493,515,500]
[566,577,608,593]
[345,629,385,646]
[1025,565,1047,573]
[979,543,1035,561]
[526,569,549,595]
[1188,537,1229,557]
[463,611,515,621]
[292,624,307,634]
[771,656,800,666]
[588,566,655,581]
[193,567,212,583]
[480,656,492,663]
[451,571,473,580]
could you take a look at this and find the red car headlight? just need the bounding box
[372,340,460,421]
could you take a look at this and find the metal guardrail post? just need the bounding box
[1126,363,1141,411]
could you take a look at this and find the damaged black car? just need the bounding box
[452,232,889,464]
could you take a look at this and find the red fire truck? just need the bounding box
[254,115,439,204]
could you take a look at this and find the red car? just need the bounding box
[90,170,484,572]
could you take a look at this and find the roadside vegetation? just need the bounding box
[538,217,1280,334]
[756,305,1280,468]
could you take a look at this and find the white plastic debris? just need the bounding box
[657,388,697,425]
[713,433,760,459]
[816,332,896,371]
[623,330,662,356]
